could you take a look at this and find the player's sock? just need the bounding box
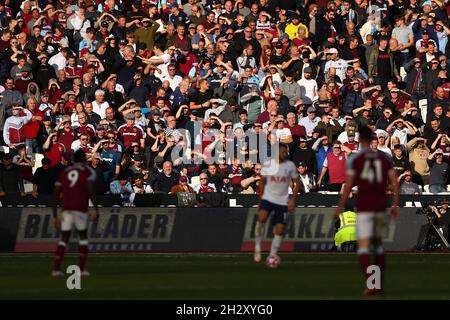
[53,241,66,271]
[357,247,370,278]
[375,246,385,289]
[254,221,264,253]
[79,240,88,271]
[270,235,282,256]
[375,246,385,271]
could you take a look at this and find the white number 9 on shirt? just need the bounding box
[68,170,79,188]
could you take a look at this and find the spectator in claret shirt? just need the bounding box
[194,172,216,194]
[118,113,145,149]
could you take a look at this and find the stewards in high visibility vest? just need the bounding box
[335,211,357,252]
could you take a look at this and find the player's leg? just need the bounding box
[270,223,285,257]
[356,213,373,280]
[77,229,89,275]
[372,213,386,287]
[53,211,72,275]
[254,201,270,262]
[269,204,288,257]
[74,211,90,275]
[358,213,384,296]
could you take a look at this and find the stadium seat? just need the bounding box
[423,184,430,193]
[419,99,427,122]
[0,146,10,154]
[190,175,200,189]
[400,67,407,82]
[32,153,44,174]
[24,183,33,193]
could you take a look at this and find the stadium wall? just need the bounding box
[1,207,427,252]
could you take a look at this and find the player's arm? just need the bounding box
[317,165,328,186]
[258,176,266,203]
[289,176,301,211]
[388,168,400,222]
[334,173,355,219]
[51,184,62,229]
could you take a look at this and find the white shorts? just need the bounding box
[356,212,385,240]
[61,210,89,232]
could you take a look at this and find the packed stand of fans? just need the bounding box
[0,0,449,202]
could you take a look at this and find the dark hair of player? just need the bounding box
[359,126,374,144]
[73,149,86,163]
[344,200,354,212]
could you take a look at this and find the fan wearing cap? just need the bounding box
[269,42,285,66]
[36,90,54,116]
[267,115,293,144]
[167,2,190,29]
[427,148,448,193]
[284,13,309,40]
[14,66,33,94]
[290,135,317,174]
[134,16,159,51]
[342,129,359,153]
[324,47,349,81]
[298,106,321,138]
[296,162,317,194]
[170,175,195,194]
[415,30,437,54]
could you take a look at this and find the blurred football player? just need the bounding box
[51,149,99,277]
[335,126,399,296]
[254,144,301,265]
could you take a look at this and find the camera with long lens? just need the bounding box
[415,201,450,251]
[416,203,437,222]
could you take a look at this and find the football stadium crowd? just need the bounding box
[0,0,448,201]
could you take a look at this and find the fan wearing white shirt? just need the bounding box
[162,64,183,91]
[297,67,318,104]
[324,48,348,82]
[92,89,110,119]
[386,118,417,146]
[298,106,321,138]
[266,115,293,145]
[149,43,172,80]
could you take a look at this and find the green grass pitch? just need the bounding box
[0,253,449,299]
